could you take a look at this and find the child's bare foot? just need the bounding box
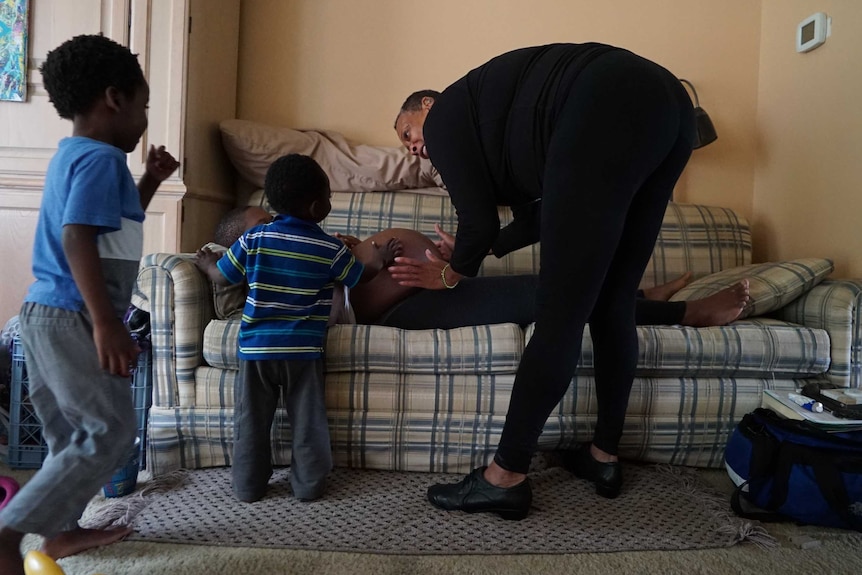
[0,528,24,575]
[681,280,750,327]
[642,272,693,301]
[42,526,133,560]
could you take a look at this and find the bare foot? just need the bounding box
[642,272,693,301]
[42,526,133,560]
[682,279,750,327]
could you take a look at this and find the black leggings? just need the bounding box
[377,276,685,329]
[489,50,695,472]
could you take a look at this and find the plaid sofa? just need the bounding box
[133,193,862,476]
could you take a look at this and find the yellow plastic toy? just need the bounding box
[23,551,65,575]
[22,549,107,575]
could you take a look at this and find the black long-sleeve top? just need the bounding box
[423,43,619,277]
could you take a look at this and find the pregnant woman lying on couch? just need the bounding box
[215,206,750,330]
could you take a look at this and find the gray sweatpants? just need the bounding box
[232,358,332,502]
[0,303,137,538]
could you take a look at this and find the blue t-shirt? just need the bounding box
[217,215,364,360]
[25,137,144,317]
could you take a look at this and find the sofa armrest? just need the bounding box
[132,253,214,408]
[771,279,862,388]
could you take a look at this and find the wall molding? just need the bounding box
[0,174,187,207]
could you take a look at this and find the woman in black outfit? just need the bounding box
[390,43,697,520]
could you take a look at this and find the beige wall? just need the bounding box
[238,0,762,218]
[753,1,861,278]
[238,0,862,276]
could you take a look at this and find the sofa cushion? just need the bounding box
[525,319,829,378]
[204,317,828,380]
[203,320,525,374]
[669,258,834,318]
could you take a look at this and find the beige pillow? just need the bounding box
[203,243,248,320]
[220,119,444,193]
[668,258,834,318]
[213,283,248,320]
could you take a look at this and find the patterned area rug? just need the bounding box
[89,461,773,555]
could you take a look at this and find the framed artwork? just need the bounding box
[0,0,30,102]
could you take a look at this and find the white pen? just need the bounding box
[788,393,824,413]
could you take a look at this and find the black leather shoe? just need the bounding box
[427,466,532,520]
[563,443,622,499]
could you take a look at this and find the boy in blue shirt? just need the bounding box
[195,154,401,502]
[0,35,179,572]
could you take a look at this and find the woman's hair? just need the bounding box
[394,89,441,128]
[264,154,328,216]
[399,89,441,112]
[40,34,145,120]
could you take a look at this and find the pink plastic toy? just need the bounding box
[0,475,20,511]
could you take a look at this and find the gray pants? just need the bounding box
[232,358,332,502]
[0,303,137,538]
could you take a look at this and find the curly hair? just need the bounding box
[40,34,145,120]
[214,206,255,247]
[264,154,329,216]
[394,89,440,128]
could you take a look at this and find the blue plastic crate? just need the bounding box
[8,337,48,469]
[6,336,154,470]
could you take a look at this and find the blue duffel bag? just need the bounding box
[725,407,862,531]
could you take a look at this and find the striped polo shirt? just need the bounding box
[217,214,364,360]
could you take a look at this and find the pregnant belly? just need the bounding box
[349,228,442,324]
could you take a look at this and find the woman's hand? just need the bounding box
[434,223,455,262]
[145,145,180,182]
[389,249,462,289]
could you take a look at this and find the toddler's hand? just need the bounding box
[372,237,403,267]
[334,232,361,250]
[145,145,180,182]
[194,247,220,271]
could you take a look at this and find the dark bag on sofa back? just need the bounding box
[724,407,862,531]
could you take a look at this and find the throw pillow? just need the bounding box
[203,243,248,320]
[214,283,247,321]
[668,258,834,318]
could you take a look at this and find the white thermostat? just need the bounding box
[796,12,831,53]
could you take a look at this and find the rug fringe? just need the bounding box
[651,464,778,548]
[82,469,189,530]
[138,469,188,496]
[715,521,779,549]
